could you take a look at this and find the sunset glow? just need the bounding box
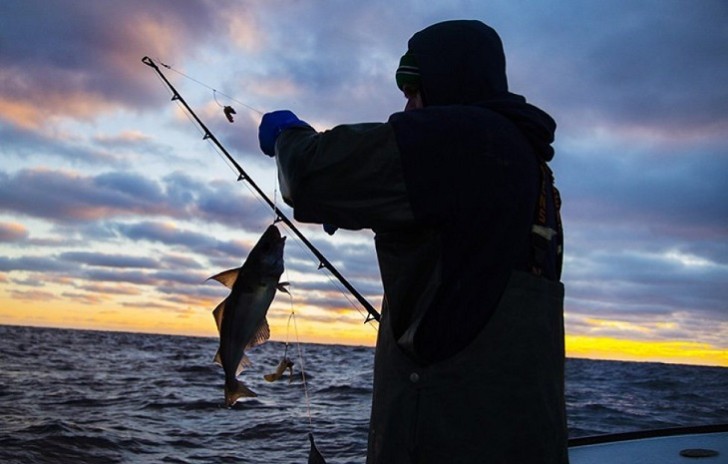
[2,1,726,368]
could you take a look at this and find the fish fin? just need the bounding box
[235,355,252,376]
[308,432,327,464]
[225,380,257,406]
[212,299,226,333]
[246,318,270,349]
[263,373,278,382]
[277,282,290,294]
[213,349,222,366]
[207,268,239,289]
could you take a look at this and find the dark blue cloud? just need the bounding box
[81,269,159,286]
[557,148,728,233]
[114,221,246,258]
[499,0,728,133]
[59,251,158,269]
[0,256,69,273]
[0,168,273,231]
[0,169,169,222]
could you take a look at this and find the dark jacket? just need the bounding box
[276,19,567,463]
[277,20,561,363]
[386,20,560,362]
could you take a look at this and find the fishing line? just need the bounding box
[276,221,379,333]
[280,287,314,430]
[292,309,314,431]
[143,55,381,325]
[283,312,293,361]
[163,68,378,331]
[271,168,374,330]
[174,104,286,227]
[272,172,282,228]
[284,291,327,462]
[173,97,244,182]
[153,57,264,116]
[161,84,328,330]
[212,89,225,108]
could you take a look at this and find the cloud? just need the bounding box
[0,124,123,166]
[501,1,728,135]
[1,1,726,359]
[75,282,142,296]
[0,168,274,232]
[0,168,165,222]
[158,253,206,271]
[59,251,159,269]
[205,1,409,124]
[80,269,159,287]
[7,289,58,302]
[0,0,231,129]
[0,255,69,273]
[114,220,245,258]
[0,222,28,242]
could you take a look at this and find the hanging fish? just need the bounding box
[264,356,294,382]
[224,105,236,123]
[209,224,287,406]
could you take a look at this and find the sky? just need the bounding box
[1,0,726,367]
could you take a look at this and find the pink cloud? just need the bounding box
[0,2,227,130]
[0,222,29,242]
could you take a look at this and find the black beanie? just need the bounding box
[395,52,420,90]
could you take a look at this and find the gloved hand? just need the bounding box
[258,110,311,157]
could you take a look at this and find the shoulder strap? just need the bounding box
[530,162,563,280]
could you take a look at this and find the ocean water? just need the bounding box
[1,325,726,463]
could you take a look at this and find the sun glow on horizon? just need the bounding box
[1,290,726,367]
[566,335,728,368]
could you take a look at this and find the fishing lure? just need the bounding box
[224,105,236,123]
[264,356,294,382]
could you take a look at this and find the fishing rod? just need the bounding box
[142,56,380,323]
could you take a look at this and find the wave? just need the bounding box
[1,325,726,463]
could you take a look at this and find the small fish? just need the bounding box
[263,357,294,382]
[209,224,287,406]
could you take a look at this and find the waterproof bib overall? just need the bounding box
[367,271,568,464]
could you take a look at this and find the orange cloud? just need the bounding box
[0,99,40,131]
[0,90,119,131]
[224,12,266,52]
[7,289,58,302]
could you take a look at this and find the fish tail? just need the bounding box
[225,380,257,406]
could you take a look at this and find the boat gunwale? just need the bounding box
[568,423,728,447]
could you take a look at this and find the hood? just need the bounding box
[480,93,557,161]
[407,20,508,106]
[406,20,556,161]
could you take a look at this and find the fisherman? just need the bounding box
[258,20,567,464]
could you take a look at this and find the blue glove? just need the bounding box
[258,110,311,157]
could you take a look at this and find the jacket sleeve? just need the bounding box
[274,122,415,231]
